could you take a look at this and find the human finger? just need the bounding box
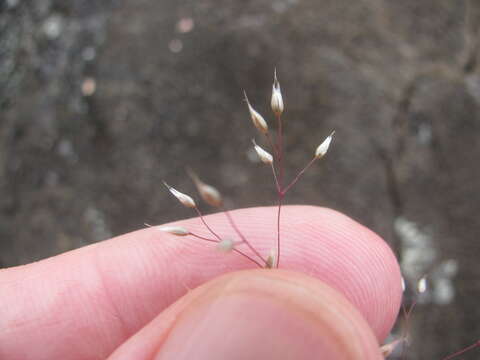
[0,206,401,360]
[109,270,383,360]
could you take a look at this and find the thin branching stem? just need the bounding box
[276,195,283,268]
[189,232,218,243]
[270,163,281,193]
[283,157,318,195]
[192,210,264,268]
[223,207,268,265]
[194,206,222,242]
[400,301,417,360]
[265,132,278,160]
[275,113,284,268]
[261,133,280,192]
[276,114,284,189]
[231,248,264,268]
[441,340,480,360]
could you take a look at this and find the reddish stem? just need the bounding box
[397,288,480,360]
[190,216,264,268]
[282,157,318,195]
[189,232,217,242]
[223,208,268,265]
[277,114,284,189]
[275,195,283,268]
[441,340,480,360]
[231,248,264,268]
[399,301,416,360]
[194,206,222,242]
[265,132,279,162]
[263,133,281,193]
[271,163,281,193]
[275,114,285,268]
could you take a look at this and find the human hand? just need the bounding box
[0,206,402,359]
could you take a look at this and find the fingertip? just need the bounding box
[0,206,401,360]
[109,270,383,360]
[171,205,402,340]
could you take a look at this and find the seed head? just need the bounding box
[216,238,235,252]
[252,139,273,165]
[187,168,223,207]
[271,69,284,116]
[315,130,335,159]
[158,225,190,236]
[163,181,196,208]
[244,91,269,134]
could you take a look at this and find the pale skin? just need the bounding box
[0,205,402,360]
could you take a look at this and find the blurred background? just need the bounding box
[1,0,480,358]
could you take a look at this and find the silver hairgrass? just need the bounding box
[161,71,333,270]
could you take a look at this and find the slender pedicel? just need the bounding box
[163,70,337,271]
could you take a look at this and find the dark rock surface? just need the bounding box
[1,0,480,358]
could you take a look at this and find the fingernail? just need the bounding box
[155,284,348,359]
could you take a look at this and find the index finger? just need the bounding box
[0,205,402,360]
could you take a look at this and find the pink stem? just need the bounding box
[441,341,480,360]
[264,133,281,192]
[283,157,317,195]
[277,114,284,189]
[265,132,279,161]
[275,195,283,268]
[400,301,417,360]
[188,232,218,243]
[271,163,281,193]
[231,248,263,268]
[223,208,268,265]
[275,114,284,268]
[194,206,222,242]
[190,219,263,268]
